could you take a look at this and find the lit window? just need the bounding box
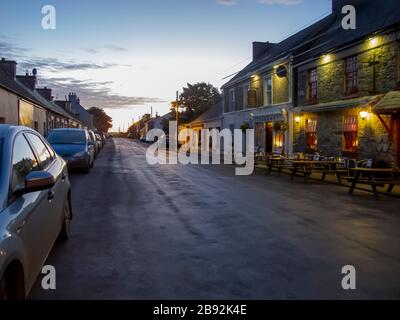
[305,118,317,151]
[343,115,358,152]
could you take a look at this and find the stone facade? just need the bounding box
[294,32,400,165]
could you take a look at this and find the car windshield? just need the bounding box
[47,131,86,145]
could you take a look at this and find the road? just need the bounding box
[31,138,400,299]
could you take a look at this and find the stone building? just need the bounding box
[292,0,400,167]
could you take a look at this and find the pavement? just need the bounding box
[31,138,400,299]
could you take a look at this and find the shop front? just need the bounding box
[253,110,287,155]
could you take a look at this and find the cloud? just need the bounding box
[0,40,30,57]
[104,45,128,52]
[38,76,165,109]
[258,0,303,4]
[216,0,237,6]
[17,57,119,73]
[83,48,99,54]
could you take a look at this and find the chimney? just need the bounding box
[252,42,276,61]
[68,92,77,102]
[332,0,365,13]
[16,69,37,90]
[0,58,17,78]
[36,87,53,101]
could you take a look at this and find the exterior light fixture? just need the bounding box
[369,37,378,48]
[360,111,369,120]
[322,54,333,64]
[295,116,301,124]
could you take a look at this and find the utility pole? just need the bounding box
[176,91,179,126]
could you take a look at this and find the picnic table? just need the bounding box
[290,160,348,183]
[266,156,291,175]
[347,168,400,197]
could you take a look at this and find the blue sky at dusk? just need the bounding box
[0,0,332,130]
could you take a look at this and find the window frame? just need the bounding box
[345,55,359,96]
[305,118,318,152]
[263,75,273,106]
[229,88,236,112]
[307,68,318,104]
[343,115,359,152]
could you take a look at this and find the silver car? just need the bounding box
[0,125,72,300]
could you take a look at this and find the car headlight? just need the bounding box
[74,151,87,159]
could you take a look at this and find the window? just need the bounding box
[263,75,273,106]
[0,117,5,124]
[345,56,358,95]
[343,115,358,152]
[34,121,38,131]
[229,89,236,112]
[305,118,318,151]
[11,134,39,193]
[26,133,54,168]
[243,84,249,109]
[308,68,318,103]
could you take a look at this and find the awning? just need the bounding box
[374,91,400,114]
[297,95,380,113]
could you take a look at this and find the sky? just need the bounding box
[0,0,332,131]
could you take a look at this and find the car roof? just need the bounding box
[0,124,35,139]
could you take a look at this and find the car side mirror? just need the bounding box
[23,171,56,194]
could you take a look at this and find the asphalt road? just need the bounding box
[31,138,400,299]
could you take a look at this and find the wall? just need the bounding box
[297,34,399,106]
[0,87,19,125]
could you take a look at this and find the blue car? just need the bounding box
[47,129,95,173]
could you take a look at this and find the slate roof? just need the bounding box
[190,101,223,125]
[223,0,400,88]
[0,68,80,122]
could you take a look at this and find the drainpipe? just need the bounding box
[287,55,295,157]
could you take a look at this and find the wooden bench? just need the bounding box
[348,168,400,198]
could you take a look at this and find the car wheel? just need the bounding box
[0,265,25,300]
[58,199,72,242]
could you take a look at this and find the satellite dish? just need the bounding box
[32,68,38,76]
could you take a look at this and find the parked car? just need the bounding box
[47,129,95,173]
[88,130,99,157]
[94,133,102,149]
[0,125,72,300]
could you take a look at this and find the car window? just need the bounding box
[26,133,54,168]
[47,130,87,145]
[11,134,40,193]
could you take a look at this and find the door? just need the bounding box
[25,133,65,242]
[8,134,54,287]
[265,122,273,154]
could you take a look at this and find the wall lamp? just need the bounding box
[295,116,301,124]
[360,111,369,120]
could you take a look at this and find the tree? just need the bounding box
[88,107,113,133]
[178,82,221,123]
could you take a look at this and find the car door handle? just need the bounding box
[48,190,55,201]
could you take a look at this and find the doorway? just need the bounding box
[396,116,400,168]
[265,122,273,154]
